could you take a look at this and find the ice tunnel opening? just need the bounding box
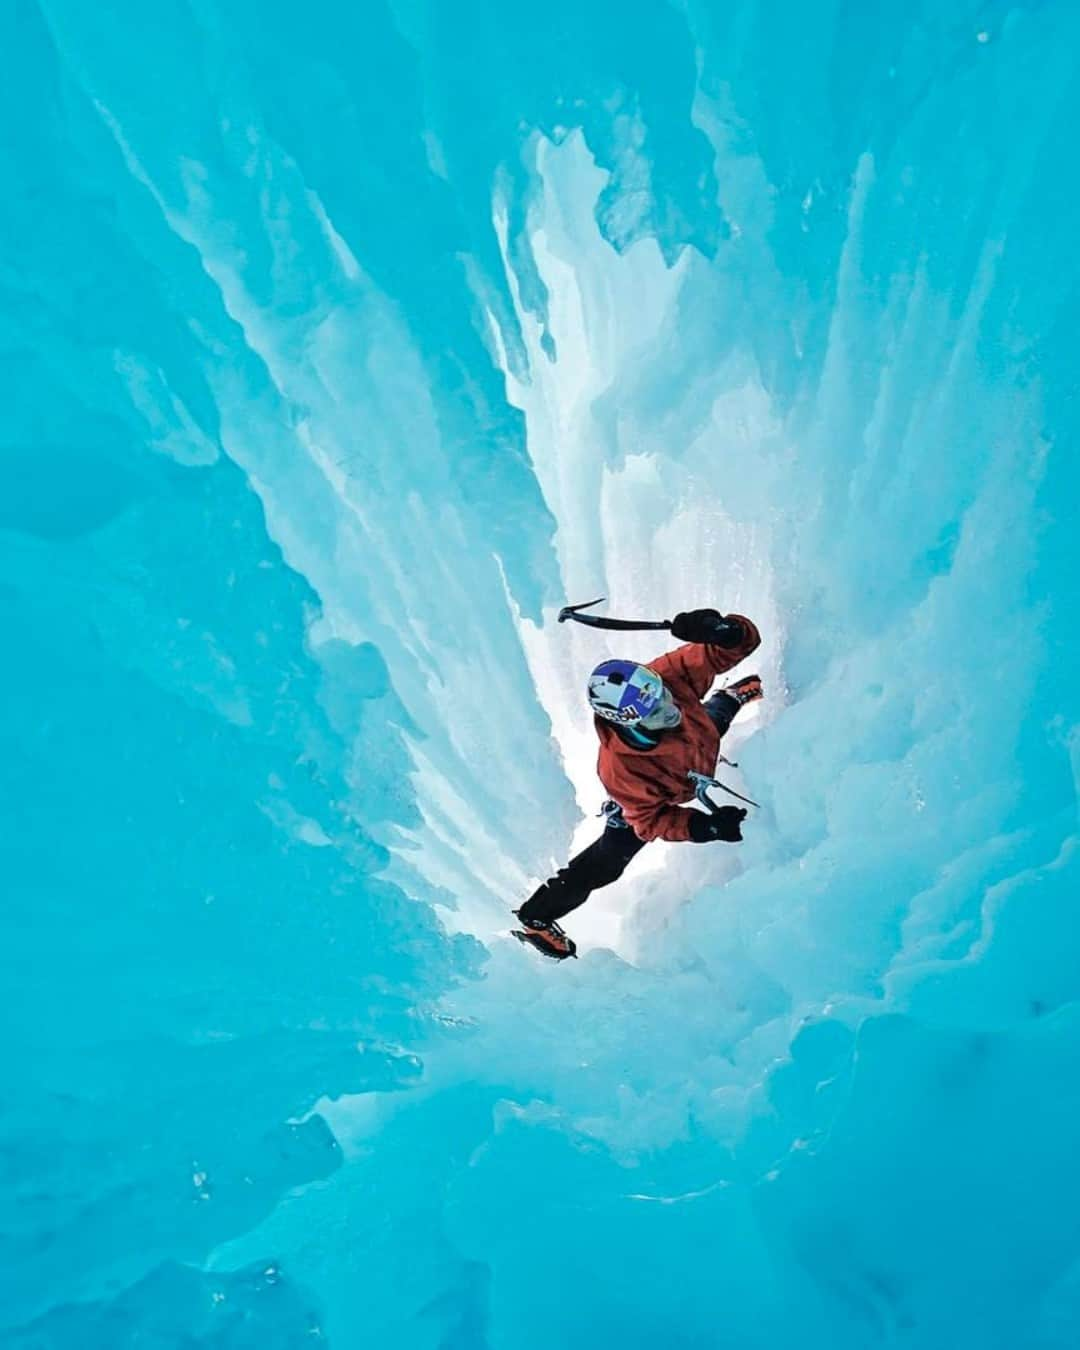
[404,129,790,964]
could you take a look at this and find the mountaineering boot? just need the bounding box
[511,911,578,961]
[725,673,763,706]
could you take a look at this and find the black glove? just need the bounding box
[670,609,746,648]
[687,806,747,842]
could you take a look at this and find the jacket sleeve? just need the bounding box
[648,615,761,699]
[610,771,700,842]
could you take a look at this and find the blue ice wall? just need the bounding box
[4,2,1080,1347]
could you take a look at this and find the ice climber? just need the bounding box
[512,608,762,960]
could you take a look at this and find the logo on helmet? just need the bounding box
[587,660,665,725]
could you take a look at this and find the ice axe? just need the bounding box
[557,597,672,632]
[688,769,760,812]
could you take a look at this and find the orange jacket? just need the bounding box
[594,615,761,842]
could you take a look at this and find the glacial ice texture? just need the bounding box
[3,2,1079,1347]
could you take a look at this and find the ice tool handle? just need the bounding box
[557,598,672,632]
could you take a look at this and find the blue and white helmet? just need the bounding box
[587,659,664,725]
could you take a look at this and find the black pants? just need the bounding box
[518,691,739,927]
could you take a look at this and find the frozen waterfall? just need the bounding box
[4,2,1079,1348]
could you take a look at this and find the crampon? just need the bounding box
[511,912,578,961]
[725,673,763,706]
